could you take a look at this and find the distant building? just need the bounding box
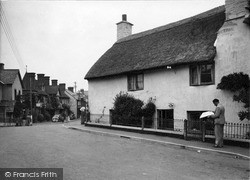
[0,63,23,123]
[22,72,70,120]
[85,0,250,127]
[65,88,88,118]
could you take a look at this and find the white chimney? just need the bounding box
[116,14,133,41]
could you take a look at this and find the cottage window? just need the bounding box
[128,74,144,91]
[190,64,214,86]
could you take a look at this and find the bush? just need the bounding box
[142,100,156,127]
[113,92,143,126]
[44,111,51,121]
[13,95,23,118]
[32,109,39,123]
[37,114,44,122]
[142,101,156,117]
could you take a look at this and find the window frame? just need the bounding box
[189,63,215,86]
[127,73,144,91]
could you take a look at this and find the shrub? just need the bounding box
[44,111,51,121]
[13,95,23,118]
[37,114,44,122]
[142,100,156,127]
[113,92,143,126]
[142,101,156,117]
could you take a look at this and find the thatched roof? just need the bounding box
[85,6,225,80]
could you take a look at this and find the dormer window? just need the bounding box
[127,73,144,91]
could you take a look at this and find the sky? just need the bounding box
[0,0,225,91]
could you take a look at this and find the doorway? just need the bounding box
[157,109,174,130]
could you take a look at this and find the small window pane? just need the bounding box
[136,74,143,90]
[200,64,212,83]
[190,66,198,85]
[128,76,134,90]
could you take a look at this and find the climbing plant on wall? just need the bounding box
[217,72,249,120]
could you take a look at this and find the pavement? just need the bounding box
[64,119,250,160]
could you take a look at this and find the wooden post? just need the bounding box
[201,119,206,142]
[141,117,145,130]
[184,119,188,140]
[109,113,112,127]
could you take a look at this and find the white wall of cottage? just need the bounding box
[88,61,247,126]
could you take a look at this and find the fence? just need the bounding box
[87,113,250,142]
[0,117,16,127]
[184,119,250,141]
[224,123,250,139]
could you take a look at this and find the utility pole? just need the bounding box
[30,76,33,126]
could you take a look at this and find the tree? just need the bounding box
[13,95,23,118]
[50,96,60,110]
[217,72,249,120]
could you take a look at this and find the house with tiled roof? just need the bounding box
[64,88,88,118]
[85,0,250,128]
[22,72,71,122]
[0,63,23,123]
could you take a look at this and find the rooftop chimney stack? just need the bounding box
[37,74,45,90]
[59,83,66,91]
[25,73,36,90]
[52,79,58,86]
[44,76,50,86]
[116,14,133,41]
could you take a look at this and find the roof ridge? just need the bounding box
[116,5,225,44]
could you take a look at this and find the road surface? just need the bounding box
[0,123,249,180]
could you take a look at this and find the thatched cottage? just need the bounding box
[85,0,250,128]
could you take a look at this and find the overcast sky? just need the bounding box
[0,0,225,91]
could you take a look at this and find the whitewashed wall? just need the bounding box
[88,61,247,126]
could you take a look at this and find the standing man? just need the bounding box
[209,99,225,148]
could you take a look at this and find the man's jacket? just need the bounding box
[211,103,225,124]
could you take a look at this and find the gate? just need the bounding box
[184,119,206,141]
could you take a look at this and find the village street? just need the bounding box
[0,122,249,180]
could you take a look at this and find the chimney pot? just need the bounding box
[122,14,127,21]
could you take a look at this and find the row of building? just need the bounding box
[0,63,87,123]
